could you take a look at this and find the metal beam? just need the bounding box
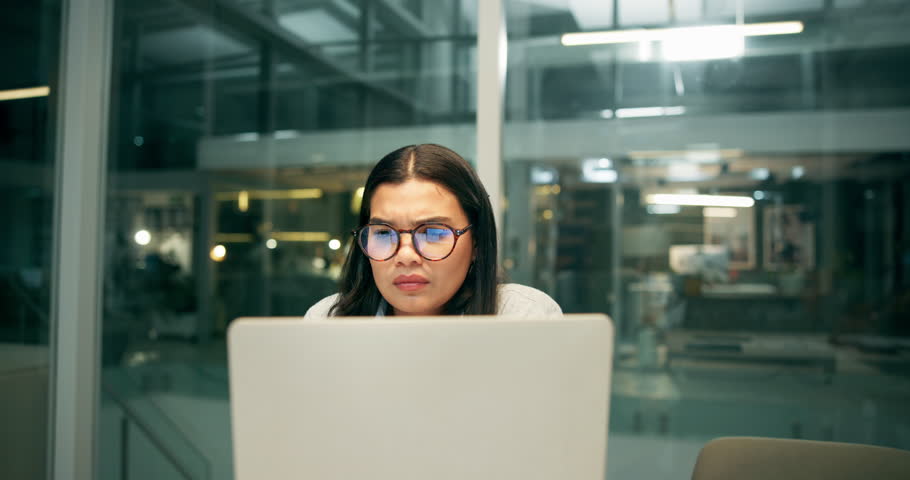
[372,0,431,38]
[175,0,421,112]
[476,0,506,246]
[50,0,114,478]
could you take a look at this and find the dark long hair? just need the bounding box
[329,144,499,316]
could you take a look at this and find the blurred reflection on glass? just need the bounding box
[503,1,910,478]
[101,1,478,478]
[0,2,61,478]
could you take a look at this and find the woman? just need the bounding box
[304,144,561,319]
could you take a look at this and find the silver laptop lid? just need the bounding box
[228,314,613,480]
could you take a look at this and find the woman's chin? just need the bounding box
[389,297,442,316]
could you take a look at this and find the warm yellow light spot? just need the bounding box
[238,190,249,212]
[0,86,50,101]
[214,189,323,201]
[271,232,331,242]
[210,245,227,262]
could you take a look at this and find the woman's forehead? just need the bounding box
[369,179,467,222]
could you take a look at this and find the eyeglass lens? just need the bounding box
[359,224,457,260]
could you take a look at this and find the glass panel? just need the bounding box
[504,1,910,479]
[101,1,477,478]
[0,1,62,478]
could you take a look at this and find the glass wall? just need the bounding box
[99,1,477,478]
[0,1,61,479]
[503,0,910,478]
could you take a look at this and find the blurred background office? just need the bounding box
[2,0,909,479]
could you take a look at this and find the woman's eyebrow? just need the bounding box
[368,216,453,225]
[416,216,453,224]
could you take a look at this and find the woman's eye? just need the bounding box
[425,229,448,241]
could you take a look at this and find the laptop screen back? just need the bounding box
[228,314,614,480]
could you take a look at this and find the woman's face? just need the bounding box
[368,178,474,316]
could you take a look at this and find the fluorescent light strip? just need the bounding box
[0,86,51,101]
[646,193,755,208]
[628,148,744,159]
[215,189,323,201]
[271,232,331,242]
[561,21,804,46]
[615,106,686,118]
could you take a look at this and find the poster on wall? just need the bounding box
[703,206,755,270]
[763,205,815,270]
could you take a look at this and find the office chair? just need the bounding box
[691,436,910,480]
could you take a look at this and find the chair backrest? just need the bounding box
[691,436,910,480]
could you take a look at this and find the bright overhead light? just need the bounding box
[749,168,770,180]
[662,31,743,61]
[638,40,653,61]
[581,158,618,183]
[647,204,681,215]
[232,132,259,142]
[328,239,341,251]
[266,238,278,249]
[273,130,299,139]
[629,148,743,160]
[561,21,804,46]
[646,193,754,208]
[0,86,50,101]
[238,190,249,212]
[210,245,227,262]
[134,230,151,246]
[616,106,685,118]
[531,166,558,185]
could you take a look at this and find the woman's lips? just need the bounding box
[394,274,429,292]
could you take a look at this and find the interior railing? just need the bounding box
[102,369,212,480]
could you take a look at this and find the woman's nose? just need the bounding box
[395,233,422,263]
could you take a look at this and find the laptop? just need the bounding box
[228,314,614,480]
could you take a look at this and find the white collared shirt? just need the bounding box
[304,283,562,320]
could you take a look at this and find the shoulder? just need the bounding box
[304,293,340,320]
[496,283,563,317]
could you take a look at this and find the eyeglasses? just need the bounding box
[353,222,473,261]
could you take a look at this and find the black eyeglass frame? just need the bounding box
[352,222,473,261]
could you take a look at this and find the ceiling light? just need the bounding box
[646,193,754,208]
[210,245,227,262]
[647,205,681,215]
[561,21,804,46]
[134,230,151,246]
[0,86,50,101]
[616,106,686,118]
[662,31,743,61]
[271,232,331,242]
